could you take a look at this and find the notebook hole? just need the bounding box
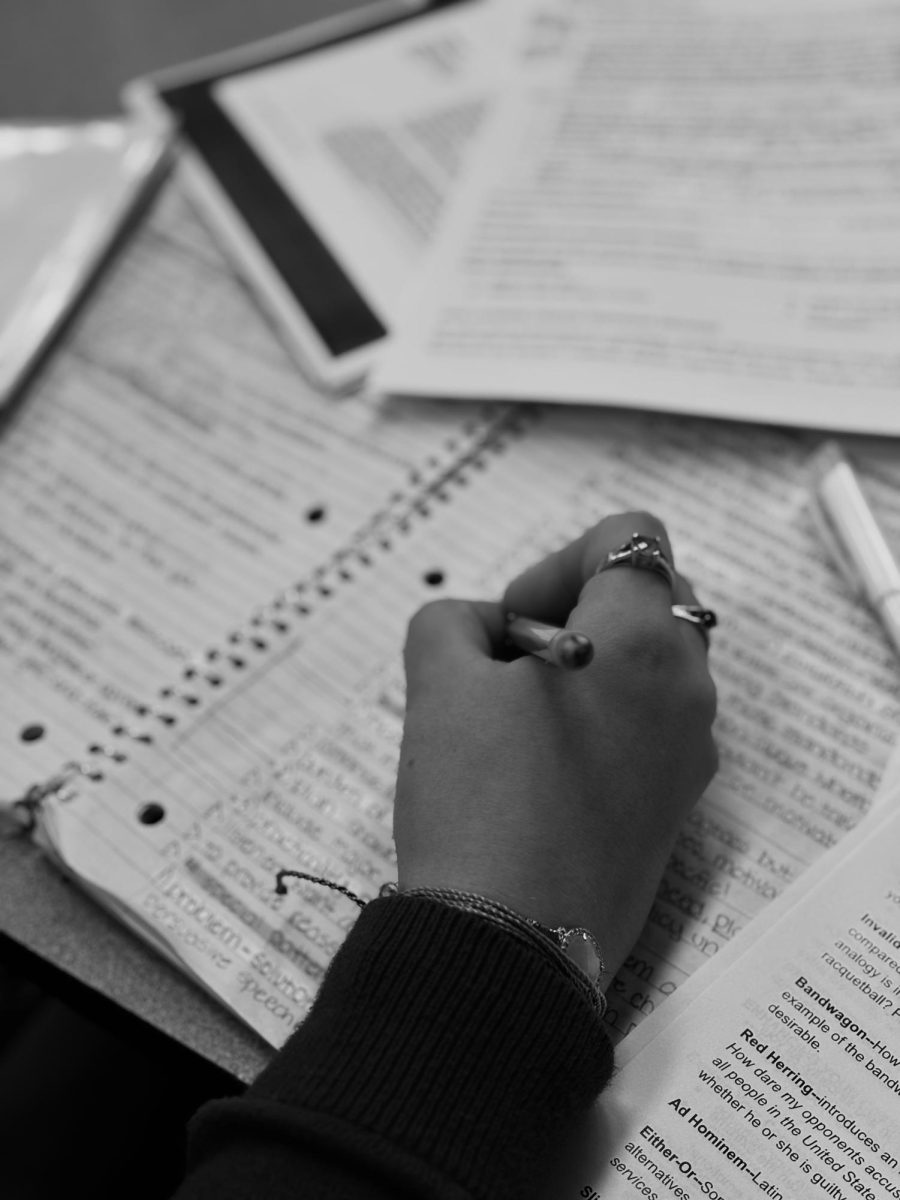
[138,802,165,825]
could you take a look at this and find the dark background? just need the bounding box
[0,0,359,116]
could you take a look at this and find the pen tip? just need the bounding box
[554,632,594,670]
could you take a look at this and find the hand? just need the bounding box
[393,512,718,984]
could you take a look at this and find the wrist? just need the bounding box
[390,884,608,1017]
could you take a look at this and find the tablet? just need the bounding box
[125,0,495,393]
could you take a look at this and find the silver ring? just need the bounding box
[672,604,717,645]
[595,532,676,591]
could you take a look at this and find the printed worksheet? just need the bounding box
[376,0,900,434]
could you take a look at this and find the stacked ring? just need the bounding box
[596,532,677,590]
[671,605,717,630]
[671,603,718,646]
[596,532,717,644]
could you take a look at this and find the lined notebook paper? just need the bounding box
[1,183,500,800]
[34,404,900,1047]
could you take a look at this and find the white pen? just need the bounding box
[810,440,900,660]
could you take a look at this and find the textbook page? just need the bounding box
[567,781,900,1200]
[0,182,500,798]
[375,0,900,435]
[42,406,900,1047]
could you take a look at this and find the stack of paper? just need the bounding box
[0,118,170,410]
[164,0,900,433]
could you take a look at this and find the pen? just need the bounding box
[506,613,594,670]
[810,440,900,660]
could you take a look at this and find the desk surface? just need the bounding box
[0,837,271,1082]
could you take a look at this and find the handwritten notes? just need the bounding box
[0,184,497,796]
[43,405,900,1046]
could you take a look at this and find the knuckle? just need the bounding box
[595,611,718,712]
[405,597,455,642]
[608,605,681,672]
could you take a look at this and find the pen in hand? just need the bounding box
[506,613,594,670]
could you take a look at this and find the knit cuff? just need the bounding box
[244,895,614,1198]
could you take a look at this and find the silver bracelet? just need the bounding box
[397,885,608,1019]
[274,871,608,1019]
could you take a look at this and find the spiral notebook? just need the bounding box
[10,383,900,1048]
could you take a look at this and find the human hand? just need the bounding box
[393,512,718,984]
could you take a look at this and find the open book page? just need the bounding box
[561,773,900,1200]
[0,182,501,798]
[41,406,900,1046]
[374,0,900,434]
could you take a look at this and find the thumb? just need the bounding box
[403,598,506,702]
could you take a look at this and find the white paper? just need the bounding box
[376,0,900,434]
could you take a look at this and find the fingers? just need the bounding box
[405,512,714,700]
[503,510,713,663]
[404,598,505,701]
[502,511,674,626]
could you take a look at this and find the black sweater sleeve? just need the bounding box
[174,895,615,1200]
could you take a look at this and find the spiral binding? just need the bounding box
[7,404,536,827]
